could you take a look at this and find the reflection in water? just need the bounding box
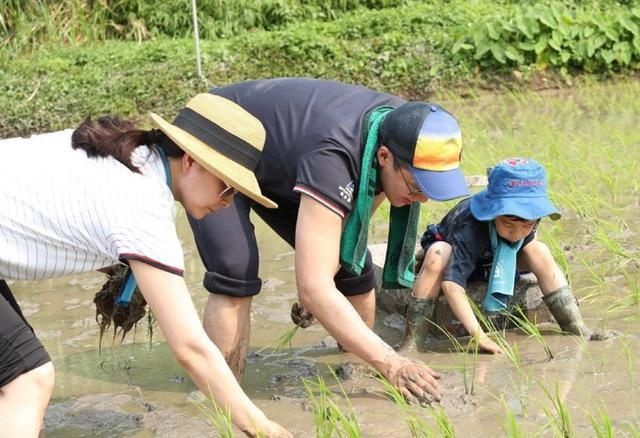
[9,82,640,436]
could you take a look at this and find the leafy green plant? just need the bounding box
[453,2,640,74]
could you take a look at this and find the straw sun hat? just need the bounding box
[149,93,277,209]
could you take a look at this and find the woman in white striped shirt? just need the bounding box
[0,94,289,437]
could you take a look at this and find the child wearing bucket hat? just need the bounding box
[188,77,469,404]
[409,158,592,354]
[0,94,289,437]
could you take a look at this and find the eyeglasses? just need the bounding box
[219,182,237,200]
[399,168,423,197]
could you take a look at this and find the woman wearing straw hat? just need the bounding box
[189,78,470,403]
[0,94,289,437]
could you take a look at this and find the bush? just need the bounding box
[0,0,409,51]
[453,2,640,74]
[2,0,639,138]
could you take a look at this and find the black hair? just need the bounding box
[71,116,183,172]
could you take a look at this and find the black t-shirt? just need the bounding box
[420,199,536,289]
[211,78,405,218]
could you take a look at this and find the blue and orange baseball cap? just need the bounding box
[380,102,468,201]
[470,158,561,221]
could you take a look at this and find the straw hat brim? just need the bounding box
[149,112,277,209]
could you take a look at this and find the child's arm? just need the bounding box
[441,280,502,354]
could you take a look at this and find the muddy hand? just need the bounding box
[290,302,315,328]
[387,358,442,404]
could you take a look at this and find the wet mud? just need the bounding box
[8,83,640,436]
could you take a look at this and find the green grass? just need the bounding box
[4,1,640,138]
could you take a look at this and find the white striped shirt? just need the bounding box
[0,130,184,281]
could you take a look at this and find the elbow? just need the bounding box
[297,278,332,311]
[298,286,315,310]
[171,338,207,371]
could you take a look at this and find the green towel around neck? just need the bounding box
[339,106,420,289]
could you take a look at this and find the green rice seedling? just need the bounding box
[431,407,455,438]
[507,307,554,361]
[539,382,574,438]
[591,219,639,269]
[578,259,607,301]
[619,336,635,385]
[302,369,361,438]
[621,422,640,436]
[468,300,525,377]
[587,409,615,438]
[256,325,300,354]
[375,376,434,438]
[624,271,640,306]
[602,272,640,314]
[429,321,478,396]
[193,392,235,438]
[540,230,570,279]
[499,395,524,438]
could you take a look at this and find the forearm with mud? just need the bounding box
[441,280,487,340]
[176,340,270,436]
[299,283,406,378]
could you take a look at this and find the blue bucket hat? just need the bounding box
[470,158,561,221]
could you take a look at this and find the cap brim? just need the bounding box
[470,190,561,221]
[150,112,277,209]
[411,167,470,201]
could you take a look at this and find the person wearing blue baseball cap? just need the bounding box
[187,78,469,403]
[408,158,593,353]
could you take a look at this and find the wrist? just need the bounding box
[376,352,410,379]
[237,408,270,436]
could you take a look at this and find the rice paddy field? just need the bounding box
[9,80,640,437]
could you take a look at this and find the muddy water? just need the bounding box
[10,82,640,437]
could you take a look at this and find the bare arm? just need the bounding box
[295,194,442,400]
[441,280,502,354]
[128,260,290,437]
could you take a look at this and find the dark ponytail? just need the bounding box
[71,116,183,172]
